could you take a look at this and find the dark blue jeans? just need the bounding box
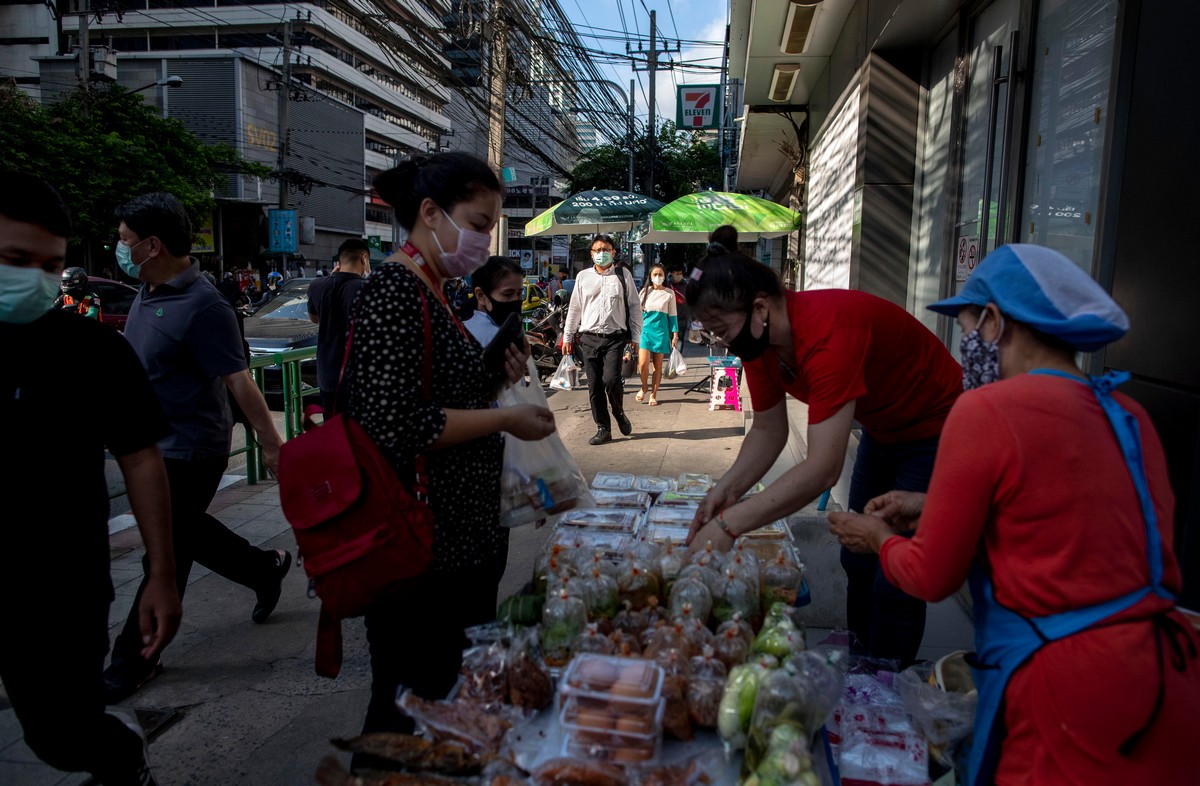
[840,431,940,666]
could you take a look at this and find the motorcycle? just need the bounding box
[524,298,567,381]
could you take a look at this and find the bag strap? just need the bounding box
[615,264,633,337]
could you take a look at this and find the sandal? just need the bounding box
[635,390,645,402]
[648,396,659,406]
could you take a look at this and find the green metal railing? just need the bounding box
[237,347,319,484]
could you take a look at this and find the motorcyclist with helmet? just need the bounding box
[256,271,284,306]
[53,267,102,320]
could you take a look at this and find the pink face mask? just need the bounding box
[433,210,491,278]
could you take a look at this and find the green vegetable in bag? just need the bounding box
[497,594,544,626]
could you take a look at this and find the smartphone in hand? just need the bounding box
[481,312,524,378]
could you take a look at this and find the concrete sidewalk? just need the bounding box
[0,342,971,785]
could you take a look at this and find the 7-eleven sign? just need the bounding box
[676,84,721,130]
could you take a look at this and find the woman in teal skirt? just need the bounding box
[636,263,679,406]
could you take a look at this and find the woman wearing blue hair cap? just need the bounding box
[830,244,1199,786]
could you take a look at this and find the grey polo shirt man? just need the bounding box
[123,262,248,459]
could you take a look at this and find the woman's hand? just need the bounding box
[503,340,532,386]
[503,404,556,441]
[864,490,926,533]
[687,517,735,556]
[671,335,679,348]
[828,511,894,554]
[688,484,741,545]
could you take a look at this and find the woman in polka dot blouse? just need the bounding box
[340,153,556,747]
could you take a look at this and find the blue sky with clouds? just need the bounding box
[560,0,728,137]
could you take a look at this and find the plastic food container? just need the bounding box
[560,654,664,707]
[591,489,652,510]
[560,695,665,763]
[549,529,631,562]
[643,523,692,546]
[677,473,714,496]
[738,519,793,541]
[634,475,677,495]
[593,472,636,490]
[654,491,704,509]
[647,506,697,525]
[557,508,643,533]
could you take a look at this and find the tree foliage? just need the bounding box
[0,81,269,264]
[566,121,721,204]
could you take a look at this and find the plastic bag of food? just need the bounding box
[531,757,628,786]
[548,353,578,391]
[397,689,515,754]
[643,595,671,628]
[659,539,686,591]
[643,621,691,662]
[742,720,820,786]
[668,575,713,623]
[714,623,750,670]
[573,621,617,657]
[459,639,509,707]
[580,567,620,622]
[896,656,976,768]
[542,588,588,668]
[677,563,722,596]
[760,548,804,614]
[609,630,642,657]
[689,540,726,570]
[612,601,649,640]
[744,659,830,776]
[497,593,545,627]
[617,561,661,610]
[687,672,726,728]
[677,614,715,656]
[665,346,688,379]
[533,545,570,596]
[717,656,778,753]
[507,626,553,711]
[839,720,929,786]
[714,569,759,627]
[660,651,694,741]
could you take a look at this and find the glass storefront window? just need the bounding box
[1019,0,1118,272]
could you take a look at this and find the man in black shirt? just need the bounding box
[308,238,370,413]
[0,172,181,785]
[104,192,292,704]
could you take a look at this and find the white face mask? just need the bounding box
[651,274,665,286]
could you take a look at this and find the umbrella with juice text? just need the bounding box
[629,191,801,243]
[525,190,666,237]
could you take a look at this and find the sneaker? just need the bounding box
[615,413,633,436]
[589,428,612,446]
[252,549,292,624]
[112,709,158,786]
[103,658,164,705]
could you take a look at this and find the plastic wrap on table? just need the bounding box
[541,589,588,668]
[507,628,554,711]
[558,507,644,533]
[530,757,629,786]
[634,475,677,496]
[593,472,636,491]
[592,489,653,510]
[895,659,976,768]
[396,689,516,754]
[654,491,703,509]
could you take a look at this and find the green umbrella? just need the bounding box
[629,191,801,243]
[525,190,666,237]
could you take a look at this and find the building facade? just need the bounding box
[729,0,1200,605]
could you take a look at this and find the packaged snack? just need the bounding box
[668,575,713,623]
[533,544,570,596]
[396,690,514,754]
[531,757,628,786]
[643,620,692,662]
[549,528,631,564]
[591,489,652,510]
[542,588,588,668]
[738,519,792,541]
[659,650,693,741]
[593,472,636,491]
[634,475,677,496]
[654,491,703,509]
[676,473,713,496]
[676,612,715,656]
[688,540,726,570]
[677,563,722,596]
[460,640,509,706]
[560,694,664,764]
[507,626,553,711]
[559,507,644,533]
[717,611,756,647]
[609,629,642,657]
[561,654,664,706]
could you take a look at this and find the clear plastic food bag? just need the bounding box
[499,365,593,528]
[665,346,688,379]
[896,656,976,768]
[548,353,578,391]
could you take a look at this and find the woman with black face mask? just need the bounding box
[682,249,962,667]
[464,255,525,347]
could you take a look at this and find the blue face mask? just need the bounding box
[115,238,148,279]
[0,264,60,324]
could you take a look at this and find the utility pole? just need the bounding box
[486,0,508,255]
[277,19,293,211]
[628,77,635,193]
[646,10,656,200]
[77,2,90,93]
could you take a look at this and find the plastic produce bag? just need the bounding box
[665,346,688,379]
[687,320,704,344]
[499,364,594,528]
[896,657,976,768]
[548,353,578,391]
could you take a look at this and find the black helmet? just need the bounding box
[61,267,88,295]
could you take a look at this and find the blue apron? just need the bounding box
[965,369,1179,786]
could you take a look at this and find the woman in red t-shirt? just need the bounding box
[683,249,961,665]
[829,244,1199,785]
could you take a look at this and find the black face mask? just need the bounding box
[487,296,523,326]
[726,302,770,361]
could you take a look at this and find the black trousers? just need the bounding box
[841,432,940,666]
[354,552,506,769]
[111,455,275,669]
[0,583,145,783]
[578,332,628,430]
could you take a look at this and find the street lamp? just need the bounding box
[133,75,184,94]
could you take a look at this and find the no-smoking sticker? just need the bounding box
[956,235,979,283]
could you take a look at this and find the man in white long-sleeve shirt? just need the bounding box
[562,235,643,445]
